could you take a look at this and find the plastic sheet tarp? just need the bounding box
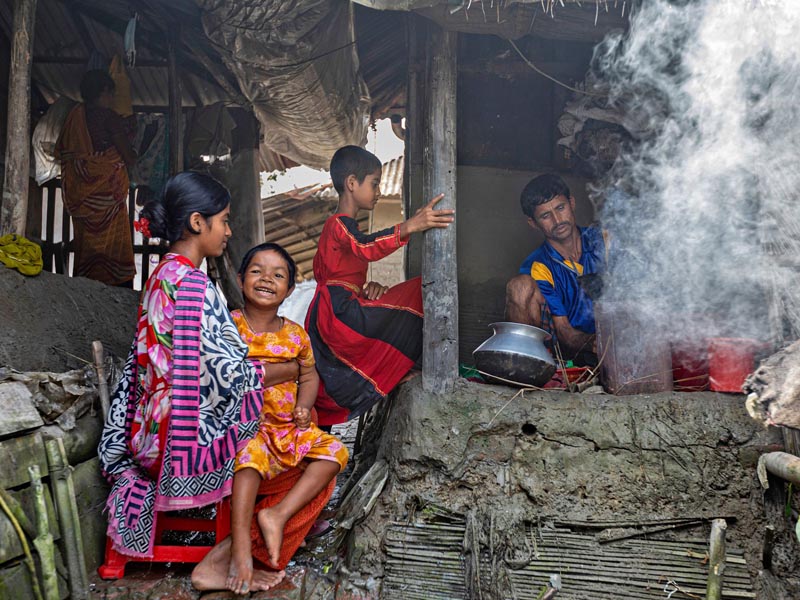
[32,96,76,185]
[197,0,371,169]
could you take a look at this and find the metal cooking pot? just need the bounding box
[473,322,556,387]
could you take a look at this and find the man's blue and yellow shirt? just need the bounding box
[519,225,606,334]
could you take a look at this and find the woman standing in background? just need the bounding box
[55,66,137,286]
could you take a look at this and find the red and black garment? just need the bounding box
[306,214,422,426]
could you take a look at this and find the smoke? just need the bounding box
[593,0,800,343]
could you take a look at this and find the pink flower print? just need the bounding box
[151,389,170,423]
[330,440,343,452]
[146,286,175,325]
[147,343,170,376]
[159,258,189,281]
[287,443,296,453]
[290,334,302,345]
[238,451,252,464]
[276,429,289,439]
[297,441,311,456]
[269,344,287,355]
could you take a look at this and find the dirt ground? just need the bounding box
[0,267,139,372]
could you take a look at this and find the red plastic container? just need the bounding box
[671,343,709,392]
[707,337,759,393]
[565,366,592,384]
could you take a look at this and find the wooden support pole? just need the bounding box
[168,33,183,175]
[1,0,37,236]
[404,14,426,280]
[421,27,458,394]
[706,518,727,600]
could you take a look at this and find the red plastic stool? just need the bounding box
[97,501,228,579]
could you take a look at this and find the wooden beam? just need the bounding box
[168,33,183,174]
[421,27,458,394]
[1,0,37,236]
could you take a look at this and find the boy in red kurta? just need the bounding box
[306,146,454,426]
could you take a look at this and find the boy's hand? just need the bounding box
[293,406,312,430]
[399,194,454,237]
[362,281,389,300]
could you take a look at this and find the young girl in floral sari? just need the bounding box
[98,172,295,592]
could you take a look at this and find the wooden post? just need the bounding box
[167,34,183,175]
[1,0,37,236]
[404,14,426,280]
[421,27,458,394]
[208,109,263,310]
[706,518,727,600]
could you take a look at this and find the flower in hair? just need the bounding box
[134,217,152,237]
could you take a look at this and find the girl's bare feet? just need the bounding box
[191,537,284,592]
[226,543,253,595]
[257,506,286,569]
[251,569,285,591]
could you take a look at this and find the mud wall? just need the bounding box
[351,380,798,597]
[0,267,138,372]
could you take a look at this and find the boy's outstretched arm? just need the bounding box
[292,363,320,430]
[398,194,454,238]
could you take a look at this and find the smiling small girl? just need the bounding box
[224,243,348,594]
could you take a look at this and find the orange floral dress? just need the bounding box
[232,313,348,479]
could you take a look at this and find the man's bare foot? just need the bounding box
[257,507,286,569]
[251,569,285,591]
[225,543,253,595]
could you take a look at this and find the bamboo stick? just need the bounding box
[0,488,43,600]
[29,465,59,600]
[706,519,727,600]
[598,519,705,543]
[553,516,737,529]
[45,438,88,599]
[91,341,110,421]
[757,452,800,488]
[0,486,36,540]
[762,525,775,570]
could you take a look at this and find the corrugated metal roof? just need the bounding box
[380,155,404,199]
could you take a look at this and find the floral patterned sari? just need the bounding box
[98,253,263,557]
